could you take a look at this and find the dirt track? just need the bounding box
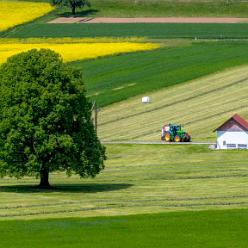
[48,17,248,24]
[102,141,215,145]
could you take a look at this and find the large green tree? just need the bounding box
[0,49,105,188]
[52,0,91,15]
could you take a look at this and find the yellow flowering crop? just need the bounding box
[0,37,146,44]
[0,39,160,64]
[0,1,54,31]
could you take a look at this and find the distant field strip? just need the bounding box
[0,145,248,219]
[49,17,248,24]
[0,1,53,31]
[98,66,248,142]
[6,23,248,38]
[0,38,158,64]
[52,0,248,18]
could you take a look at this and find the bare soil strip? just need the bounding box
[48,17,248,24]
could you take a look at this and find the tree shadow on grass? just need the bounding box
[59,9,99,18]
[0,183,133,193]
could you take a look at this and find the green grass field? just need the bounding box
[70,41,248,107]
[1,145,248,219]
[2,1,248,245]
[59,0,248,18]
[5,22,248,39]
[4,0,248,39]
[98,66,248,141]
[11,0,248,18]
[10,0,248,19]
[1,209,248,248]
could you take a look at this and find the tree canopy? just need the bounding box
[0,49,106,188]
[52,0,91,15]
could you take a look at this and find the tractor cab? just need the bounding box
[172,125,181,133]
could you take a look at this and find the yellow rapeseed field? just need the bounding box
[0,1,54,31]
[0,38,160,64]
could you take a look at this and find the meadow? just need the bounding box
[1,209,248,248]
[71,41,248,106]
[0,38,158,64]
[0,0,53,31]
[1,0,248,246]
[98,66,248,142]
[1,145,248,219]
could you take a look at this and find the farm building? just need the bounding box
[215,114,248,150]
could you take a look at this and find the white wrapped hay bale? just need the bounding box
[142,96,150,103]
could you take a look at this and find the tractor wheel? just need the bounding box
[174,135,181,142]
[165,133,170,142]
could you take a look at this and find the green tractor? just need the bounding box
[161,124,191,142]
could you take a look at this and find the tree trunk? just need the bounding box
[39,167,50,188]
[71,5,76,15]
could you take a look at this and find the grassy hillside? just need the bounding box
[71,41,248,107]
[1,209,248,248]
[83,0,248,18]
[5,23,248,39]
[1,145,248,219]
[14,0,248,18]
[98,66,248,141]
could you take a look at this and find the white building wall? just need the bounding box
[216,131,248,149]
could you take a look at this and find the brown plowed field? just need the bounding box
[48,17,248,24]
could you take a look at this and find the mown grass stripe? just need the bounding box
[98,65,248,141]
[1,145,248,219]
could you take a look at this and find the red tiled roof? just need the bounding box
[215,114,248,131]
